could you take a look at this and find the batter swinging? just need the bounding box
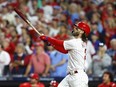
[40,21,90,87]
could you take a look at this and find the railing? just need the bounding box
[0,75,116,87]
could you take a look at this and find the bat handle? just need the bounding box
[26,20,42,36]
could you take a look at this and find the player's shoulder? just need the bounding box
[65,38,75,41]
[19,82,31,87]
[98,83,104,87]
[1,50,9,55]
[64,38,81,43]
[37,82,45,87]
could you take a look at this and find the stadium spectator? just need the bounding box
[19,0,29,16]
[78,11,87,22]
[81,0,90,13]
[36,8,46,23]
[19,73,45,87]
[52,5,61,18]
[90,12,105,43]
[18,26,30,43]
[23,34,33,55]
[101,3,116,48]
[90,31,100,52]
[0,42,10,76]
[1,4,15,25]
[41,0,53,22]
[25,43,50,77]
[86,1,98,21]
[59,11,72,30]
[54,23,70,40]
[49,47,68,77]
[89,21,102,51]
[9,43,28,75]
[2,38,15,60]
[92,43,112,76]
[98,71,116,87]
[27,0,38,15]
[49,18,60,37]
[15,16,24,35]
[107,39,116,75]
[69,3,79,24]
[0,32,5,45]
[9,25,19,44]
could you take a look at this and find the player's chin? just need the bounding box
[72,31,79,36]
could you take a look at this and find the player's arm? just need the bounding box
[40,35,68,54]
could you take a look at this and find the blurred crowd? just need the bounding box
[0,0,116,78]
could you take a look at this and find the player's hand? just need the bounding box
[39,35,48,41]
[40,35,51,46]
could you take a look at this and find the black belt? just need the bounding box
[68,71,78,75]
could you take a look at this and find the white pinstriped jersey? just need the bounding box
[64,38,86,72]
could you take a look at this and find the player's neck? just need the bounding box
[74,34,82,39]
[105,81,110,85]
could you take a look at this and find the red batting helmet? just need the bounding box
[30,73,39,80]
[50,80,59,87]
[74,22,90,36]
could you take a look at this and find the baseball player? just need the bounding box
[19,73,45,87]
[98,71,116,87]
[40,21,90,87]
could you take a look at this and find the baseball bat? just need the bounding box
[13,8,42,36]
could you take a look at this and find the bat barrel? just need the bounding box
[14,8,42,36]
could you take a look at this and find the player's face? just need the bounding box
[103,74,110,84]
[30,78,38,84]
[72,25,84,36]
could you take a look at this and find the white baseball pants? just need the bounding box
[58,70,88,87]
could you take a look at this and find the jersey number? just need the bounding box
[84,49,86,60]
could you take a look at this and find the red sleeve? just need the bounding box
[98,84,103,87]
[19,82,31,87]
[37,82,45,87]
[47,37,68,54]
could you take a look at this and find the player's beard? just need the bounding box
[72,30,80,36]
[30,79,37,84]
[30,81,35,84]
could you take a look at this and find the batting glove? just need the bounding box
[40,35,51,46]
[40,35,48,41]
